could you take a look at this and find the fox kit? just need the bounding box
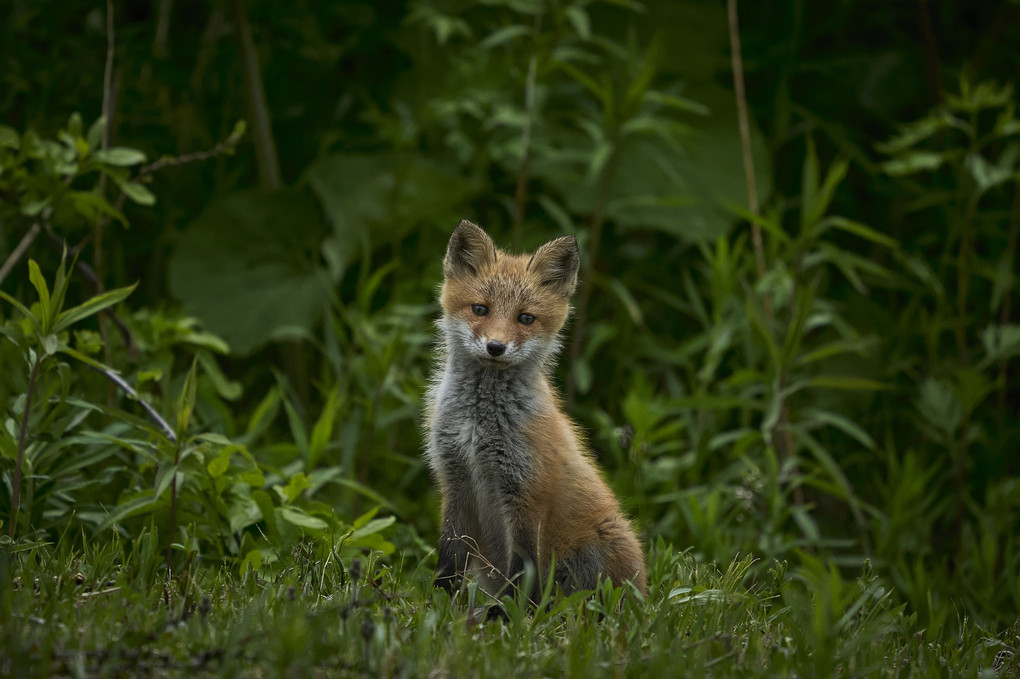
[425,219,647,601]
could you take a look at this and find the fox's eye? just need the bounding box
[472,304,489,316]
[518,313,536,325]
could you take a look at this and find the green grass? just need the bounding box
[2,538,1016,678]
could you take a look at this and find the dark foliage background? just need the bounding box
[2,0,1018,633]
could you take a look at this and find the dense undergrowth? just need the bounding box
[1,0,1019,672]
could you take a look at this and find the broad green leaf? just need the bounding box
[52,282,137,334]
[326,477,398,510]
[0,125,19,149]
[669,396,759,412]
[240,548,264,574]
[881,151,944,176]
[965,151,1013,192]
[804,376,887,391]
[86,117,104,150]
[277,505,328,531]
[277,472,310,504]
[153,463,179,500]
[196,351,242,401]
[91,147,147,166]
[176,358,198,436]
[227,491,262,533]
[802,408,875,450]
[875,112,950,154]
[308,387,340,468]
[69,191,128,227]
[979,324,1020,366]
[207,447,232,478]
[97,492,157,532]
[246,387,282,441]
[478,24,530,50]
[0,290,38,329]
[28,260,52,331]
[40,333,58,356]
[251,490,278,537]
[167,188,331,355]
[916,377,961,440]
[643,91,710,116]
[564,6,591,39]
[115,181,156,206]
[817,216,898,250]
[794,337,877,367]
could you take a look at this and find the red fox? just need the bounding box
[425,219,647,601]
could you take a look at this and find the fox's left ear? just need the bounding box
[528,236,580,297]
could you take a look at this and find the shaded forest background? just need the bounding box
[1,0,1018,633]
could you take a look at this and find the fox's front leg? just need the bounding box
[433,487,474,594]
[434,525,468,594]
[506,516,541,604]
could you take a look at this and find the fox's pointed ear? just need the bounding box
[528,236,580,297]
[444,220,497,279]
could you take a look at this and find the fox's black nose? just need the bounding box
[486,340,506,357]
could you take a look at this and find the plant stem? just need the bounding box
[97,0,118,406]
[0,222,41,287]
[728,0,803,510]
[231,0,281,190]
[915,0,942,104]
[167,462,178,576]
[998,184,1020,425]
[726,0,766,281]
[512,8,543,251]
[9,353,42,538]
[565,146,616,409]
[955,192,980,366]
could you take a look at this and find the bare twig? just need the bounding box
[101,0,115,152]
[97,0,118,401]
[89,365,178,443]
[0,222,42,287]
[132,124,246,183]
[230,0,281,190]
[727,0,804,509]
[512,7,543,251]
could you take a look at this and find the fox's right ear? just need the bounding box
[444,220,497,279]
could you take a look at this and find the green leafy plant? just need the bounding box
[0,253,135,537]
